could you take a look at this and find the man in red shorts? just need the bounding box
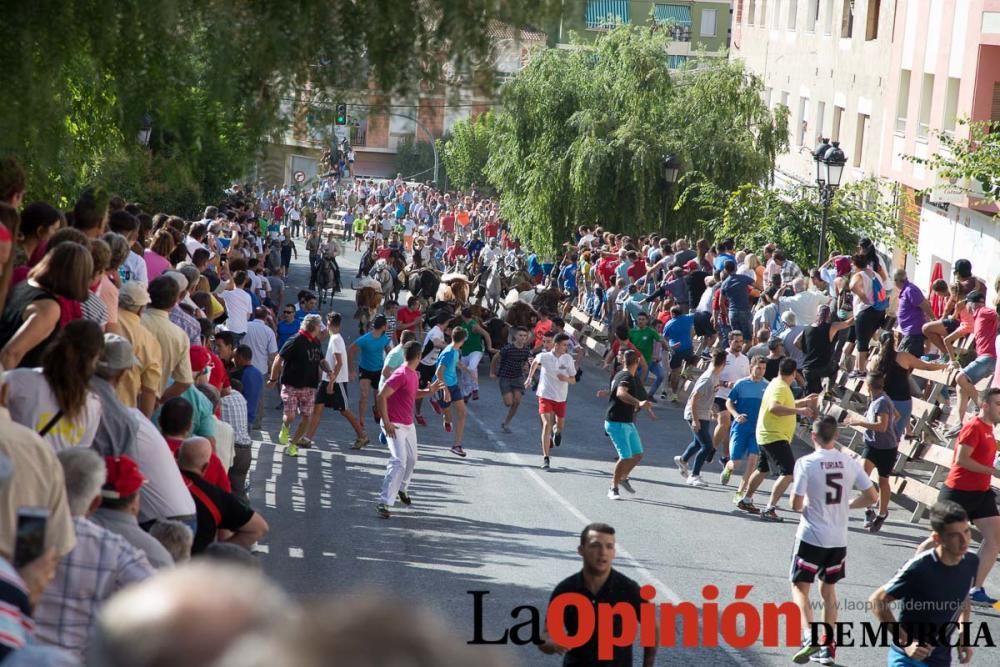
[525,333,577,470]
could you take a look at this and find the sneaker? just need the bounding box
[415,415,427,426]
[450,445,467,458]
[375,503,390,519]
[553,431,562,447]
[870,514,887,533]
[500,423,512,434]
[297,437,314,449]
[863,507,877,529]
[759,507,784,522]
[732,492,742,505]
[669,392,680,404]
[720,467,732,486]
[673,455,689,478]
[737,499,760,514]
[810,642,836,665]
[687,475,708,488]
[278,425,290,445]
[472,390,480,401]
[397,491,412,506]
[430,398,443,415]
[285,443,299,457]
[542,456,550,470]
[608,488,621,500]
[443,419,452,433]
[660,391,669,399]
[620,479,636,494]
[351,435,370,450]
[969,587,999,606]
[792,639,822,664]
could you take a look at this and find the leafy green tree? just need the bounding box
[441,112,495,192]
[394,137,446,186]
[485,26,787,255]
[2,0,559,208]
[905,119,1000,201]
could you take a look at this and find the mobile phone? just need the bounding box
[14,507,48,568]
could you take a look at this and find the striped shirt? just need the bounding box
[169,305,201,347]
[496,344,531,379]
[221,391,252,446]
[0,558,32,660]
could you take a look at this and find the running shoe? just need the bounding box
[375,503,390,519]
[351,435,370,450]
[669,392,680,404]
[720,467,732,486]
[809,643,836,665]
[720,456,730,466]
[608,488,621,500]
[450,445,467,458]
[553,431,562,447]
[472,390,480,401]
[285,442,299,458]
[297,438,314,449]
[759,507,784,522]
[444,419,453,433]
[620,479,635,494]
[397,491,412,506]
[792,639,822,664]
[430,398,443,415]
[278,425,290,445]
[863,507,877,529]
[870,515,887,533]
[542,456,550,470]
[415,415,427,426]
[737,499,760,514]
[969,587,999,606]
[500,423,512,434]
[673,455,689,478]
[660,391,669,399]
[687,475,707,488]
[732,492,742,505]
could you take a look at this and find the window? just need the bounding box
[701,9,718,36]
[853,113,869,167]
[807,0,819,32]
[748,0,757,25]
[798,97,809,145]
[865,0,881,40]
[668,55,690,69]
[765,87,773,107]
[788,0,798,30]
[895,70,911,134]
[761,0,768,27]
[917,73,934,140]
[655,4,692,41]
[735,0,744,24]
[781,90,790,109]
[831,105,844,141]
[840,0,854,38]
[585,0,631,30]
[815,100,826,139]
[771,0,782,29]
[824,0,835,34]
[943,77,960,136]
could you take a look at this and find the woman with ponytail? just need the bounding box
[2,319,104,450]
[871,330,949,440]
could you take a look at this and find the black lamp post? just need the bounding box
[661,154,681,231]
[813,138,847,265]
[137,113,153,147]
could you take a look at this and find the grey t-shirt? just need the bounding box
[863,394,897,450]
[684,369,717,422]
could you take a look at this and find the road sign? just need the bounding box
[293,170,306,183]
[334,125,347,142]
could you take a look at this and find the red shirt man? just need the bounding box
[484,221,499,239]
[595,255,619,287]
[165,436,232,492]
[626,258,647,284]
[440,212,456,235]
[444,244,468,263]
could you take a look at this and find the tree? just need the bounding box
[905,119,1000,202]
[711,178,908,269]
[394,137,446,186]
[441,112,495,192]
[485,26,787,255]
[1,0,560,207]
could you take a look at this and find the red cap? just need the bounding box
[189,345,212,373]
[102,455,145,499]
[684,259,699,271]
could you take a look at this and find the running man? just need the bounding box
[457,307,495,401]
[268,314,328,457]
[304,312,368,450]
[490,327,532,433]
[723,354,768,503]
[435,327,470,458]
[628,312,670,403]
[715,330,750,463]
[415,312,450,426]
[526,333,577,470]
[348,315,391,433]
[662,305,697,403]
[789,416,877,665]
[844,373,898,533]
[916,386,1000,606]
[675,349,727,488]
[599,350,655,500]
[375,344,446,519]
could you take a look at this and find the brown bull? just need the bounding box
[504,301,539,332]
[354,286,381,334]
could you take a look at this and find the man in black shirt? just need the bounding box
[268,313,330,456]
[540,523,655,667]
[598,350,654,500]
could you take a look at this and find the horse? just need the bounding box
[369,259,400,306]
[354,283,382,335]
[312,256,340,307]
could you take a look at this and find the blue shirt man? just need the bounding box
[663,313,695,356]
[234,363,264,424]
[559,263,578,292]
[354,330,391,372]
[436,343,462,387]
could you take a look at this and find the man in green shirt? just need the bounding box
[628,313,669,403]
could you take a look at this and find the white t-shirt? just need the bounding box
[420,326,445,365]
[184,237,212,259]
[122,251,149,286]
[717,351,750,399]
[536,352,576,403]
[219,288,253,334]
[792,448,873,548]
[322,334,350,383]
[3,368,101,452]
[129,409,196,523]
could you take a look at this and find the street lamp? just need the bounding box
[813,139,847,265]
[137,113,153,147]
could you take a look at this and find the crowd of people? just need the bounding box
[0,149,998,666]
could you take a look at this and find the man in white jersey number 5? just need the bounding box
[790,416,877,665]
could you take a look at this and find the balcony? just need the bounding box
[350,123,367,147]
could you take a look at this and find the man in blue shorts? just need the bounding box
[599,350,655,500]
[436,327,469,458]
[662,305,696,403]
[348,315,391,433]
[723,354,768,505]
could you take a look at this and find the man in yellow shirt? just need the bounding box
[738,357,817,521]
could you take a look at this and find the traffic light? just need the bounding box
[335,103,347,125]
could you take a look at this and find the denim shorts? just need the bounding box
[962,355,997,384]
[604,421,643,459]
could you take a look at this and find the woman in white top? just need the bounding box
[3,319,104,451]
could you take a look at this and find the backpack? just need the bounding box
[870,272,889,311]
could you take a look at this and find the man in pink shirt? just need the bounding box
[375,341,445,519]
[949,290,999,436]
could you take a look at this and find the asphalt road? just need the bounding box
[250,245,1000,666]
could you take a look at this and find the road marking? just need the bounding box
[289,547,304,558]
[322,551,337,558]
[253,544,269,554]
[465,410,754,667]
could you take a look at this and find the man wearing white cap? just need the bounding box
[115,282,162,417]
[91,334,141,460]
